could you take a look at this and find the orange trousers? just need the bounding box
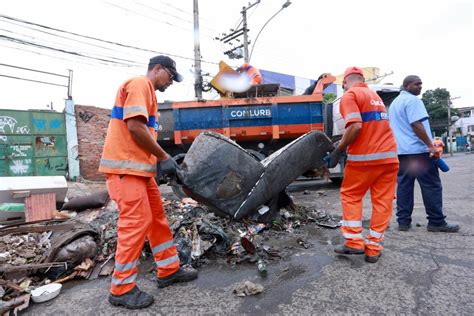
[340,163,398,257]
[106,174,180,295]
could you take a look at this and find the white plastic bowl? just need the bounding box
[31,283,62,303]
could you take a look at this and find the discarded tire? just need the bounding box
[177,132,264,218]
[177,131,333,220]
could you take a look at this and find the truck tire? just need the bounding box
[329,177,343,185]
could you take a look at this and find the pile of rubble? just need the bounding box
[0,184,339,314]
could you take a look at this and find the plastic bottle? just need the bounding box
[434,158,450,172]
[257,259,267,277]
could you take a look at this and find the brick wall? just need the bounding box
[75,104,110,181]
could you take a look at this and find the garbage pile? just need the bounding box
[0,232,51,266]
[165,196,340,267]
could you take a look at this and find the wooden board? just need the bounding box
[24,193,56,222]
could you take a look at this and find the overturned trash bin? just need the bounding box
[176,131,333,220]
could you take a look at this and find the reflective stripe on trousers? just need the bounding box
[340,164,398,255]
[106,174,180,296]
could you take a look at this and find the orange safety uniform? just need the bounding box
[339,82,399,257]
[433,139,444,156]
[238,63,263,85]
[99,76,180,296]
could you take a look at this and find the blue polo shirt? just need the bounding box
[388,90,432,155]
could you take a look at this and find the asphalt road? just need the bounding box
[26,153,474,314]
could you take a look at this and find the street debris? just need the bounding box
[0,177,339,314]
[30,283,62,303]
[233,280,264,297]
[257,259,267,277]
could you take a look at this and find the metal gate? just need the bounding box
[0,109,67,177]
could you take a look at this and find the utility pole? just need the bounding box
[242,0,260,62]
[193,0,203,99]
[218,0,260,61]
[447,96,461,156]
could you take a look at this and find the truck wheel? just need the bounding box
[329,177,343,185]
[246,149,266,161]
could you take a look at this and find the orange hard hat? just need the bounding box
[343,66,364,79]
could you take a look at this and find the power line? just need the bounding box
[0,14,218,65]
[0,27,143,67]
[0,74,68,88]
[0,35,136,66]
[0,63,68,78]
[133,0,219,35]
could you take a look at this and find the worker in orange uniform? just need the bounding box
[237,63,263,85]
[433,138,445,156]
[325,67,399,263]
[99,55,197,309]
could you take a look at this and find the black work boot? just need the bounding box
[427,223,460,233]
[156,265,198,288]
[365,253,382,263]
[334,244,364,255]
[108,286,154,309]
[398,224,411,231]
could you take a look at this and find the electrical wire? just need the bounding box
[0,63,68,78]
[0,27,143,67]
[0,14,218,65]
[0,74,68,87]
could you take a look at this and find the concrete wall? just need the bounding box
[75,105,109,181]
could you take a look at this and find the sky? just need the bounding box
[0,0,472,111]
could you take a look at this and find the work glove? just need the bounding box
[159,157,179,177]
[323,148,342,168]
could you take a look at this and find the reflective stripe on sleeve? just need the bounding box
[341,220,362,227]
[347,151,398,162]
[124,105,148,117]
[151,240,175,255]
[155,255,179,268]
[344,112,362,121]
[111,273,137,285]
[369,229,384,239]
[100,159,156,173]
[114,259,138,272]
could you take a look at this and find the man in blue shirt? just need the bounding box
[388,75,459,232]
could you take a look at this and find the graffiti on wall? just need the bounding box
[0,116,18,142]
[10,145,31,158]
[9,159,32,175]
[79,110,95,123]
[16,126,30,134]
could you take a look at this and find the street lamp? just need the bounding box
[447,96,460,156]
[248,0,292,62]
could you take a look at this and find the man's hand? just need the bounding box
[428,145,440,159]
[159,157,179,176]
[324,148,342,168]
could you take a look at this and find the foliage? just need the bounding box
[323,93,337,105]
[421,88,458,135]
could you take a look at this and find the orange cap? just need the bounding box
[343,66,364,79]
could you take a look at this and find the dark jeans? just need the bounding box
[396,153,447,227]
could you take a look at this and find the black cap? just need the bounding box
[148,55,183,82]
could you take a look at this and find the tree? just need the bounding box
[421,88,458,135]
[323,93,337,105]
